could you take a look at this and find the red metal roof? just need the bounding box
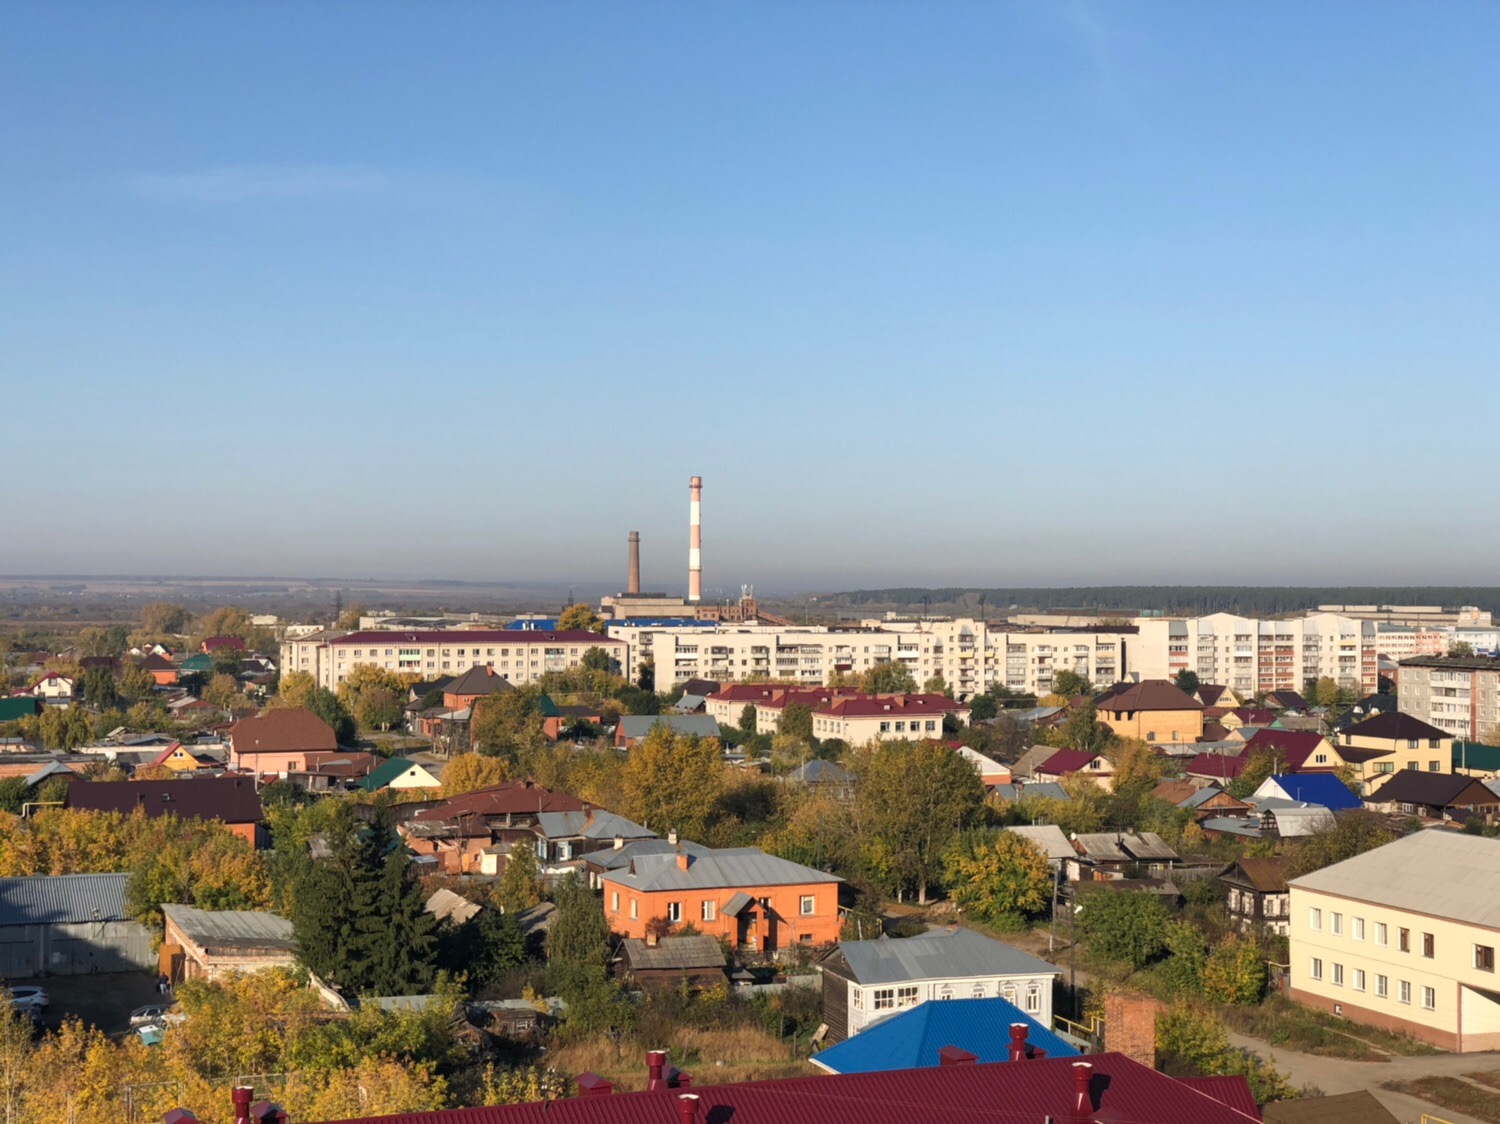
[1241,729,1328,769]
[410,780,587,823]
[1035,748,1106,775]
[1186,752,1248,780]
[302,1053,1260,1123]
[331,630,618,646]
[817,693,968,718]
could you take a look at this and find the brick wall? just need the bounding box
[1104,992,1161,1068]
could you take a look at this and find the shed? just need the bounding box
[618,935,728,992]
[0,873,155,977]
[160,904,296,983]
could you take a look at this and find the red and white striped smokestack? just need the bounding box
[688,476,703,602]
[628,531,641,595]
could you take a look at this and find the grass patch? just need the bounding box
[547,1026,812,1090]
[1384,1076,1500,1124]
[1219,996,1440,1059]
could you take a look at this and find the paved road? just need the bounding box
[1228,1031,1499,1124]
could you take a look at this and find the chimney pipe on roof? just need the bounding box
[232,1086,253,1124]
[628,532,642,596]
[1071,1062,1094,1119]
[937,1045,978,1067]
[576,1072,613,1097]
[1008,1022,1030,1062]
[646,1049,668,1091]
[676,1093,700,1124]
[688,476,702,603]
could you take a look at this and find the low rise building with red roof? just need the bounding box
[1032,748,1114,790]
[226,707,340,776]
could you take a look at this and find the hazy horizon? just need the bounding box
[4,4,1497,584]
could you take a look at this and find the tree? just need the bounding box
[199,606,255,643]
[470,686,548,759]
[81,666,117,709]
[557,604,604,634]
[1052,670,1093,698]
[1449,640,1475,657]
[355,687,404,732]
[851,739,986,903]
[1226,747,1280,800]
[1201,934,1266,1005]
[0,1002,32,1124]
[1156,1000,1297,1103]
[580,646,613,673]
[779,702,814,741]
[335,602,368,630]
[0,777,28,815]
[140,601,190,636]
[204,673,241,710]
[859,660,917,694]
[738,704,758,733]
[303,687,356,744]
[944,830,1052,926]
[619,724,724,839]
[1107,737,1164,791]
[1286,809,1397,877]
[1156,920,1207,995]
[37,706,94,751]
[1076,886,1170,969]
[636,659,655,692]
[1310,676,1341,708]
[1174,669,1200,696]
[547,873,612,995]
[274,669,318,709]
[336,663,413,709]
[968,693,998,722]
[442,753,508,796]
[1046,700,1113,755]
[496,844,542,914]
[923,674,951,697]
[117,662,156,700]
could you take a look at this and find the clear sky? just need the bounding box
[3,2,1498,594]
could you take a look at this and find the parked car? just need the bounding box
[129,1003,175,1027]
[6,987,48,1012]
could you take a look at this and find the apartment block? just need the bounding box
[1397,655,1500,742]
[1288,831,1500,1052]
[1133,613,1378,696]
[281,629,627,691]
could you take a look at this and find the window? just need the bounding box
[610,892,619,913]
[1025,987,1041,1014]
[1422,933,1435,958]
[1352,969,1365,992]
[1309,908,1322,931]
[1399,927,1410,952]
[1375,922,1388,946]
[1422,987,1436,1011]
[937,985,954,1000]
[1352,917,1365,941]
[873,988,895,1011]
[1476,945,1495,972]
[702,900,716,922]
[1399,980,1411,1005]
[630,899,638,920]
[853,990,863,1011]
[666,902,682,923]
[971,984,986,998]
[1331,963,1344,987]
[1376,975,1388,998]
[897,986,919,1008]
[800,895,816,916]
[1330,912,1342,936]
[1429,760,1441,771]
[1309,958,1323,980]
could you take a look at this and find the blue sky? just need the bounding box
[3,2,1497,593]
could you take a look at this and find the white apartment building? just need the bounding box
[609,619,1133,697]
[1133,613,1378,695]
[1397,656,1500,742]
[280,629,627,691]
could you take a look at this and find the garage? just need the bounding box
[0,873,154,977]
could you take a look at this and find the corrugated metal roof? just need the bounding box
[299,1052,1259,1123]
[535,811,654,841]
[1002,825,1073,862]
[810,997,1079,1074]
[1290,829,1500,929]
[0,873,130,927]
[605,847,841,892]
[161,904,295,950]
[616,715,721,740]
[835,928,1059,987]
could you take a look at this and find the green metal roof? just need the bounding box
[1453,740,1500,772]
[359,756,427,791]
[0,697,40,722]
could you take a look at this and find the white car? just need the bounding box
[129,1003,175,1027]
[6,987,48,1012]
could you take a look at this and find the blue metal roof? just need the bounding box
[1265,774,1361,811]
[506,619,558,631]
[811,997,1079,1075]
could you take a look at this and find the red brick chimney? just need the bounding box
[937,1045,977,1066]
[675,852,690,871]
[1071,1062,1094,1120]
[676,1093,700,1123]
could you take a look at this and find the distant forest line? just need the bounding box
[818,587,1500,617]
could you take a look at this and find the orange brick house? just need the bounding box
[601,845,842,954]
[226,707,339,777]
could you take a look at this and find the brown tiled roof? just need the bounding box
[227,708,338,754]
[1095,680,1202,714]
[66,776,263,824]
[140,654,176,671]
[1228,856,1291,893]
[817,693,967,718]
[1367,771,1499,808]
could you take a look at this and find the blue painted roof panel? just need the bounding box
[811,997,1079,1074]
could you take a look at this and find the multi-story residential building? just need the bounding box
[1397,655,1500,742]
[1288,830,1500,1051]
[1133,613,1379,695]
[1094,680,1204,745]
[281,629,626,691]
[611,618,1134,698]
[1372,624,1449,662]
[1336,711,1453,776]
[810,694,969,743]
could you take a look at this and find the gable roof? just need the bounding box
[620,934,726,972]
[988,782,1069,803]
[1149,780,1200,806]
[817,693,968,718]
[1011,744,1065,777]
[412,780,587,821]
[1002,825,1075,862]
[201,636,246,651]
[1257,774,1361,811]
[617,714,721,741]
[1264,690,1310,710]
[1289,830,1500,930]
[444,665,514,697]
[1185,752,1247,780]
[65,776,262,823]
[228,708,338,754]
[1195,685,1229,707]
[1095,680,1202,714]
[602,846,840,893]
[533,810,654,842]
[425,887,483,926]
[810,997,1078,1074]
[1343,710,1451,742]
[0,873,130,927]
[1034,748,1105,775]
[1365,771,1500,809]
[360,757,440,792]
[1223,856,1291,894]
[831,927,1058,987]
[161,903,294,952]
[299,1052,1259,1124]
[787,759,853,785]
[1241,728,1330,768]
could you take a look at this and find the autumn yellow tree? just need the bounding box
[619,725,724,839]
[272,669,318,709]
[943,830,1053,926]
[442,753,508,796]
[557,603,603,633]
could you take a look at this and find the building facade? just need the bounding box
[1133,613,1379,696]
[1396,656,1500,743]
[282,629,627,691]
[1288,831,1500,1052]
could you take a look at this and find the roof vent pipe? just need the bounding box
[646,1049,668,1091]
[1008,1022,1030,1062]
[232,1086,254,1124]
[677,1093,700,1124]
[1071,1062,1094,1119]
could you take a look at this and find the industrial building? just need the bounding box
[0,873,155,977]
